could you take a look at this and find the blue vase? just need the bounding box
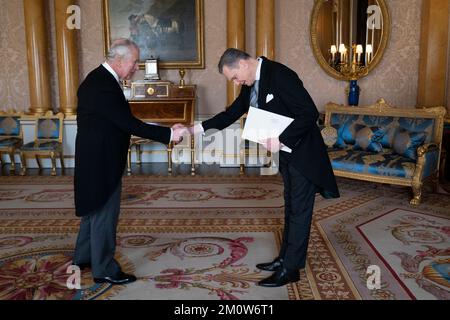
[348,80,360,106]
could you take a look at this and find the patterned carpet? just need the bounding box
[0,175,448,300]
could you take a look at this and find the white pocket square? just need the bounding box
[266,94,274,103]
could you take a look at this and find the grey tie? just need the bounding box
[250,80,259,108]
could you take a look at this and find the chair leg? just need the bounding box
[410,183,422,206]
[20,152,26,176]
[137,144,142,165]
[8,152,16,172]
[239,146,245,175]
[35,155,42,171]
[59,153,65,174]
[239,141,245,176]
[50,152,56,176]
[191,136,195,176]
[127,145,132,175]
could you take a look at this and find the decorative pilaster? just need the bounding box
[256,0,275,59]
[227,0,246,104]
[418,0,449,108]
[55,0,80,116]
[23,0,52,115]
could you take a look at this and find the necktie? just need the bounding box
[250,80,259,108]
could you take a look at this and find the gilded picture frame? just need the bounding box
[103,0,204,69]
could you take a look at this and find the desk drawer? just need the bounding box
[170,86,195,98]
[129,101,193,124]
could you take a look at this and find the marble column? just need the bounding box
[23,0,52,115]
[55,0,80,117]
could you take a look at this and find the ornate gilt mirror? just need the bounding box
[311,0,390,81]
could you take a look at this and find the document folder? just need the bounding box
[242,107,294,153]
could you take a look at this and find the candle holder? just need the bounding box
[339,44,369,80]
[179,68,186,87]
[338,44,370,106]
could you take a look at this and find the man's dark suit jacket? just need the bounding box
[202,57,340,199]
[74,65,171,216]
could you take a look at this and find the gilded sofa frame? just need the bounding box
[324,99,446,205]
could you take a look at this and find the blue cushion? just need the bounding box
[21,141,61,151]
[0,137,21,147]
[379,126,398,149]
[37,119,60,139]
[330,114,359,147]
[398,118,434,144]
[339,121,360,145]
[0,116,20,136]
[393,130,427,160]
[331,124,347,148]
[353,125,385,152]
[329,149,416,178]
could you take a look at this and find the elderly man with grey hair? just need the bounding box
[73,39,186,285]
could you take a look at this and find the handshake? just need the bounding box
[170,123,203,144]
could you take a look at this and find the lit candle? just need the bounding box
[339,44,346,62]
[356,45,363,63]
[366,44,373,65]
[331,45,337,62]
[371,21,375,53]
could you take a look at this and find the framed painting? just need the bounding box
[103,0,204,69]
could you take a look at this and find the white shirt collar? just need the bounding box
[102,62,120,84]
[255,57,262,81]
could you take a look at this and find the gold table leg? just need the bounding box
[168,142,173,175]
[191,135,195,176]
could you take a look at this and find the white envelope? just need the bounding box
[242,106,294,153]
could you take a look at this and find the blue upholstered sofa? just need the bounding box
[322,99,446,205]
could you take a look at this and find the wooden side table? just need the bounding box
[127,81,196,175]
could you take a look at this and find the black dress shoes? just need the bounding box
[256,258,283,272]
[73,262,91,270]
[93,272,137,285]
[258,268,300,287]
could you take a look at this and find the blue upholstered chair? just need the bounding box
[20,111,65,176]
[0,111,23,173]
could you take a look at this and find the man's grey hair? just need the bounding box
[106,38,139,62]
[218,48,251,74]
